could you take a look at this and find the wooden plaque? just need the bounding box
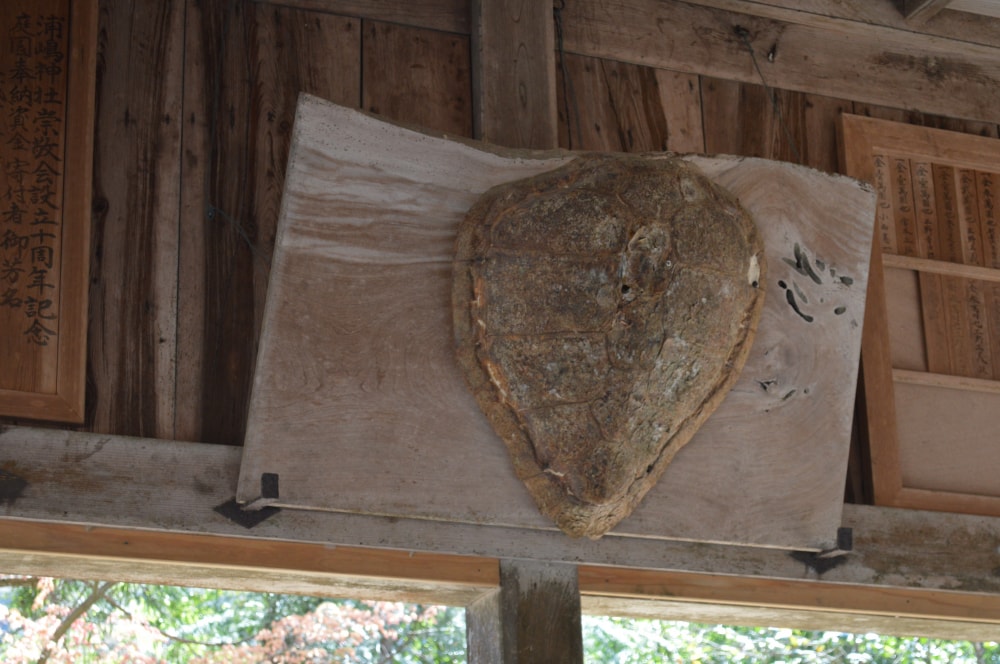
[841,113,1000,516]
[236,95,875,551]
[0,1,97,422]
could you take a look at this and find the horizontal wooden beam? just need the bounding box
[561,0,1000,124]
[683,0,1000,49]
[0,521,497,606]
[5,426,1000,635]
[252,0,468,33]
[580,595,1000,642]
[253,0,1000,52]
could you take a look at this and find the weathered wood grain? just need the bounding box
[235,95,873,551]
[86,0,185,437]
[561,0,1000,124]
[555,54,682,153]
[362,21,473,137]
[175,0,361,443]
[701,77,851,173]
[468,561,583,664]
[685,0,1000,50]
[471,0,557,149]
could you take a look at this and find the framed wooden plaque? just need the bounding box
[0,1,97,422]
[841,113,1000,516]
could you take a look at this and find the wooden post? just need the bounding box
[470,0,558,149]
[467,560,583,664]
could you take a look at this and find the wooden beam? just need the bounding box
[468,561,583,663]
[253,0,1000,52]
[471,0,558,148]
[0,521,497,606]
[560,0,1000,124]
[6,427,1000,635]
[580,596,1000,642]
[251,0,469,34]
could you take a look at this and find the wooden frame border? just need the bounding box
[0,0,97,423]
[839,113,1000,514]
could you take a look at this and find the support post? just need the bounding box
[467,560,583,664]
[470,0,558,149]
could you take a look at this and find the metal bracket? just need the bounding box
[789,527,853,575]
[0,468,27,506]
[213,472,281,529]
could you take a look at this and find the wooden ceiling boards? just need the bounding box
[235,94,875,553]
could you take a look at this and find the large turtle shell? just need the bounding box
[453,154,765,539]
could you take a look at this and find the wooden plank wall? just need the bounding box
[3,0,999,504]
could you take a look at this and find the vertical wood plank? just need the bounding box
[555,55,704,154]
[467,561,582,664]
[87,0,185,437]
[838,114,902,505]
[919,272,951,374]
[556,54,671,152]
[362,21,473,138]
[176,0,361,443]
[701,77,851,173]
[654,69,705,153]
[471,0,556,148]
[178,0,255,445]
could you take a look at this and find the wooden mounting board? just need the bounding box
[236,94,875,551]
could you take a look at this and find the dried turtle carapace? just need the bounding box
[452,154,766,539]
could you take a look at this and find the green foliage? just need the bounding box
[3,575,999,663]
[582,616,1000,664]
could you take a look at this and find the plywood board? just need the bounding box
[236,94,875,551]
[0,0,96,422]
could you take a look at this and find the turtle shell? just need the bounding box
[452,154,765,539]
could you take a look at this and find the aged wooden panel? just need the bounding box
[701,77,851,173]
[0,1,96,423]
[234,95,873,550]
[884,267,926,372]
[841,113,1000,517]
[895,379,1000,496]
[361,20,473,137]
[175,0,361,443]
[555,54,694,153]
[86,0,183,435]
[561,0,1000,124]
[471,0,556,149]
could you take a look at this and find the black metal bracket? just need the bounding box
[0,468,27,506]
[213,472,281,529]
[789,527,853,575]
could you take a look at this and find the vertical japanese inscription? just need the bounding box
[872,154,896,254]
[0,2,68,392]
